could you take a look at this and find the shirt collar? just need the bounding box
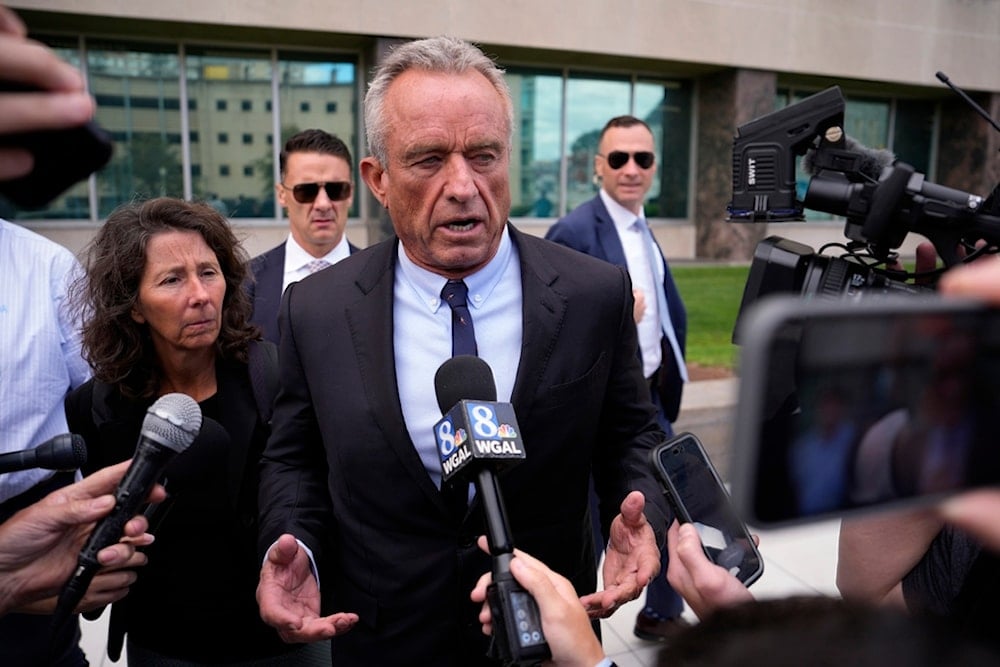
[285,233,350,271]
[396,225,514,314]
[599,188,646,233]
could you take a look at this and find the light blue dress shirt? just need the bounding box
[394,226,523,490]
[0,219,91,503]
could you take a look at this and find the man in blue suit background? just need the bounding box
[545,114,689,642]
[248,129,359,343]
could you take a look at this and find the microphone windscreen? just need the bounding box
[143,392,203,453]
[70,433,88,467]
[434,355,497,413]
[801,134,895,181]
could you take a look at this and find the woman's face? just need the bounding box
[131,229,226,357]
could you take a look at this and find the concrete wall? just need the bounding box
[12,0,1000,91]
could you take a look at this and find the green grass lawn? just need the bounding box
[672,264,750,371]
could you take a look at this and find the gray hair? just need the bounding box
[364,36,514,166]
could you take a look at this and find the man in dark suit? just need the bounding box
[256,36,671,666]
[545,116,689,642]
[247,129,359,343]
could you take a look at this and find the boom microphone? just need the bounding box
[802,134,896,181]
[0,433,87,474]
[52,392,202,630]
[432,356,549,665]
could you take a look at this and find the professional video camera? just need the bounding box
[727,85,1000,332]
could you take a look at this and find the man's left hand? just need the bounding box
[579,490,660,618]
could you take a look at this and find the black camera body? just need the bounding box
[728,85,1000,331]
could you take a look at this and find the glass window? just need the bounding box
[893,100,936,175]
[504,69,693,220]
[186,47,273,218]
[87,41,184,216]
[564,74,632,213]
[277,53,359,216]
[216,99,227,111]
[241,99,252,111]
[218,132,229,144]
[242,133,253,145]
[506,67,563,218]
[636,80,692,218]
[844,96,890,150]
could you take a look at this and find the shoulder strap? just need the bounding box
[248,339,279,425]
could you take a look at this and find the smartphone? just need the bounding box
[730,294,1000,528]
[0,82,113,210]
[651,432,764,586]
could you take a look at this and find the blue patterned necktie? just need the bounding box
[439,279,477,518]
[440,279,478,357]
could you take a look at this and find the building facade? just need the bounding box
[8,0,1000,260]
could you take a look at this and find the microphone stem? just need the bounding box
[476,468,515,560]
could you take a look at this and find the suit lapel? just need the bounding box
[344,241,445,507]
[593,198,628,268]
[508,227,567,414]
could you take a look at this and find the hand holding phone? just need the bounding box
[0,82,113,209]
[731,294,1000,528]
[651,432,764,586]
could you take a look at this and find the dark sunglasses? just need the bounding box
[282,181,352,204]
[602,151,655,170]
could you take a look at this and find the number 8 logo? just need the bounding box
[436,419,456,456]
[469,404,498,438]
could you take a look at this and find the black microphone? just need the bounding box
[0,434,87,474]
[432,356,549,665]
[52,392,202,629]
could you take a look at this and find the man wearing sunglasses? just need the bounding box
[546,115,690,644]
[248,128,360,343]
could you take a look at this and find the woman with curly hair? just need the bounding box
[66,198,329,665]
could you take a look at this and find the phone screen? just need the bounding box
[652,433,764,586]
[731,295,1000,527]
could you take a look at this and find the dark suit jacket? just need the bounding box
[247,240,359,344]
[257,225,670,666]
[545,195,687,422]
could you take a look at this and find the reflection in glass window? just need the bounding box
[506,68,563,217]
[637,80,692,218]
[277,54,359,217]
[87,42,183,217]
[893,100,935,175]
[845,97,890,151]
[565,75,631,213]
[186,48,273,218]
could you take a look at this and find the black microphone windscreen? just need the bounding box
[434,355,497,413]
[69,434,87,468]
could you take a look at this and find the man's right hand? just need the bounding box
[256,533,358,643]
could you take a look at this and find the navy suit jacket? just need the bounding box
[545,195,687,422]
[257,225,670,665]
[247,240,359,344]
